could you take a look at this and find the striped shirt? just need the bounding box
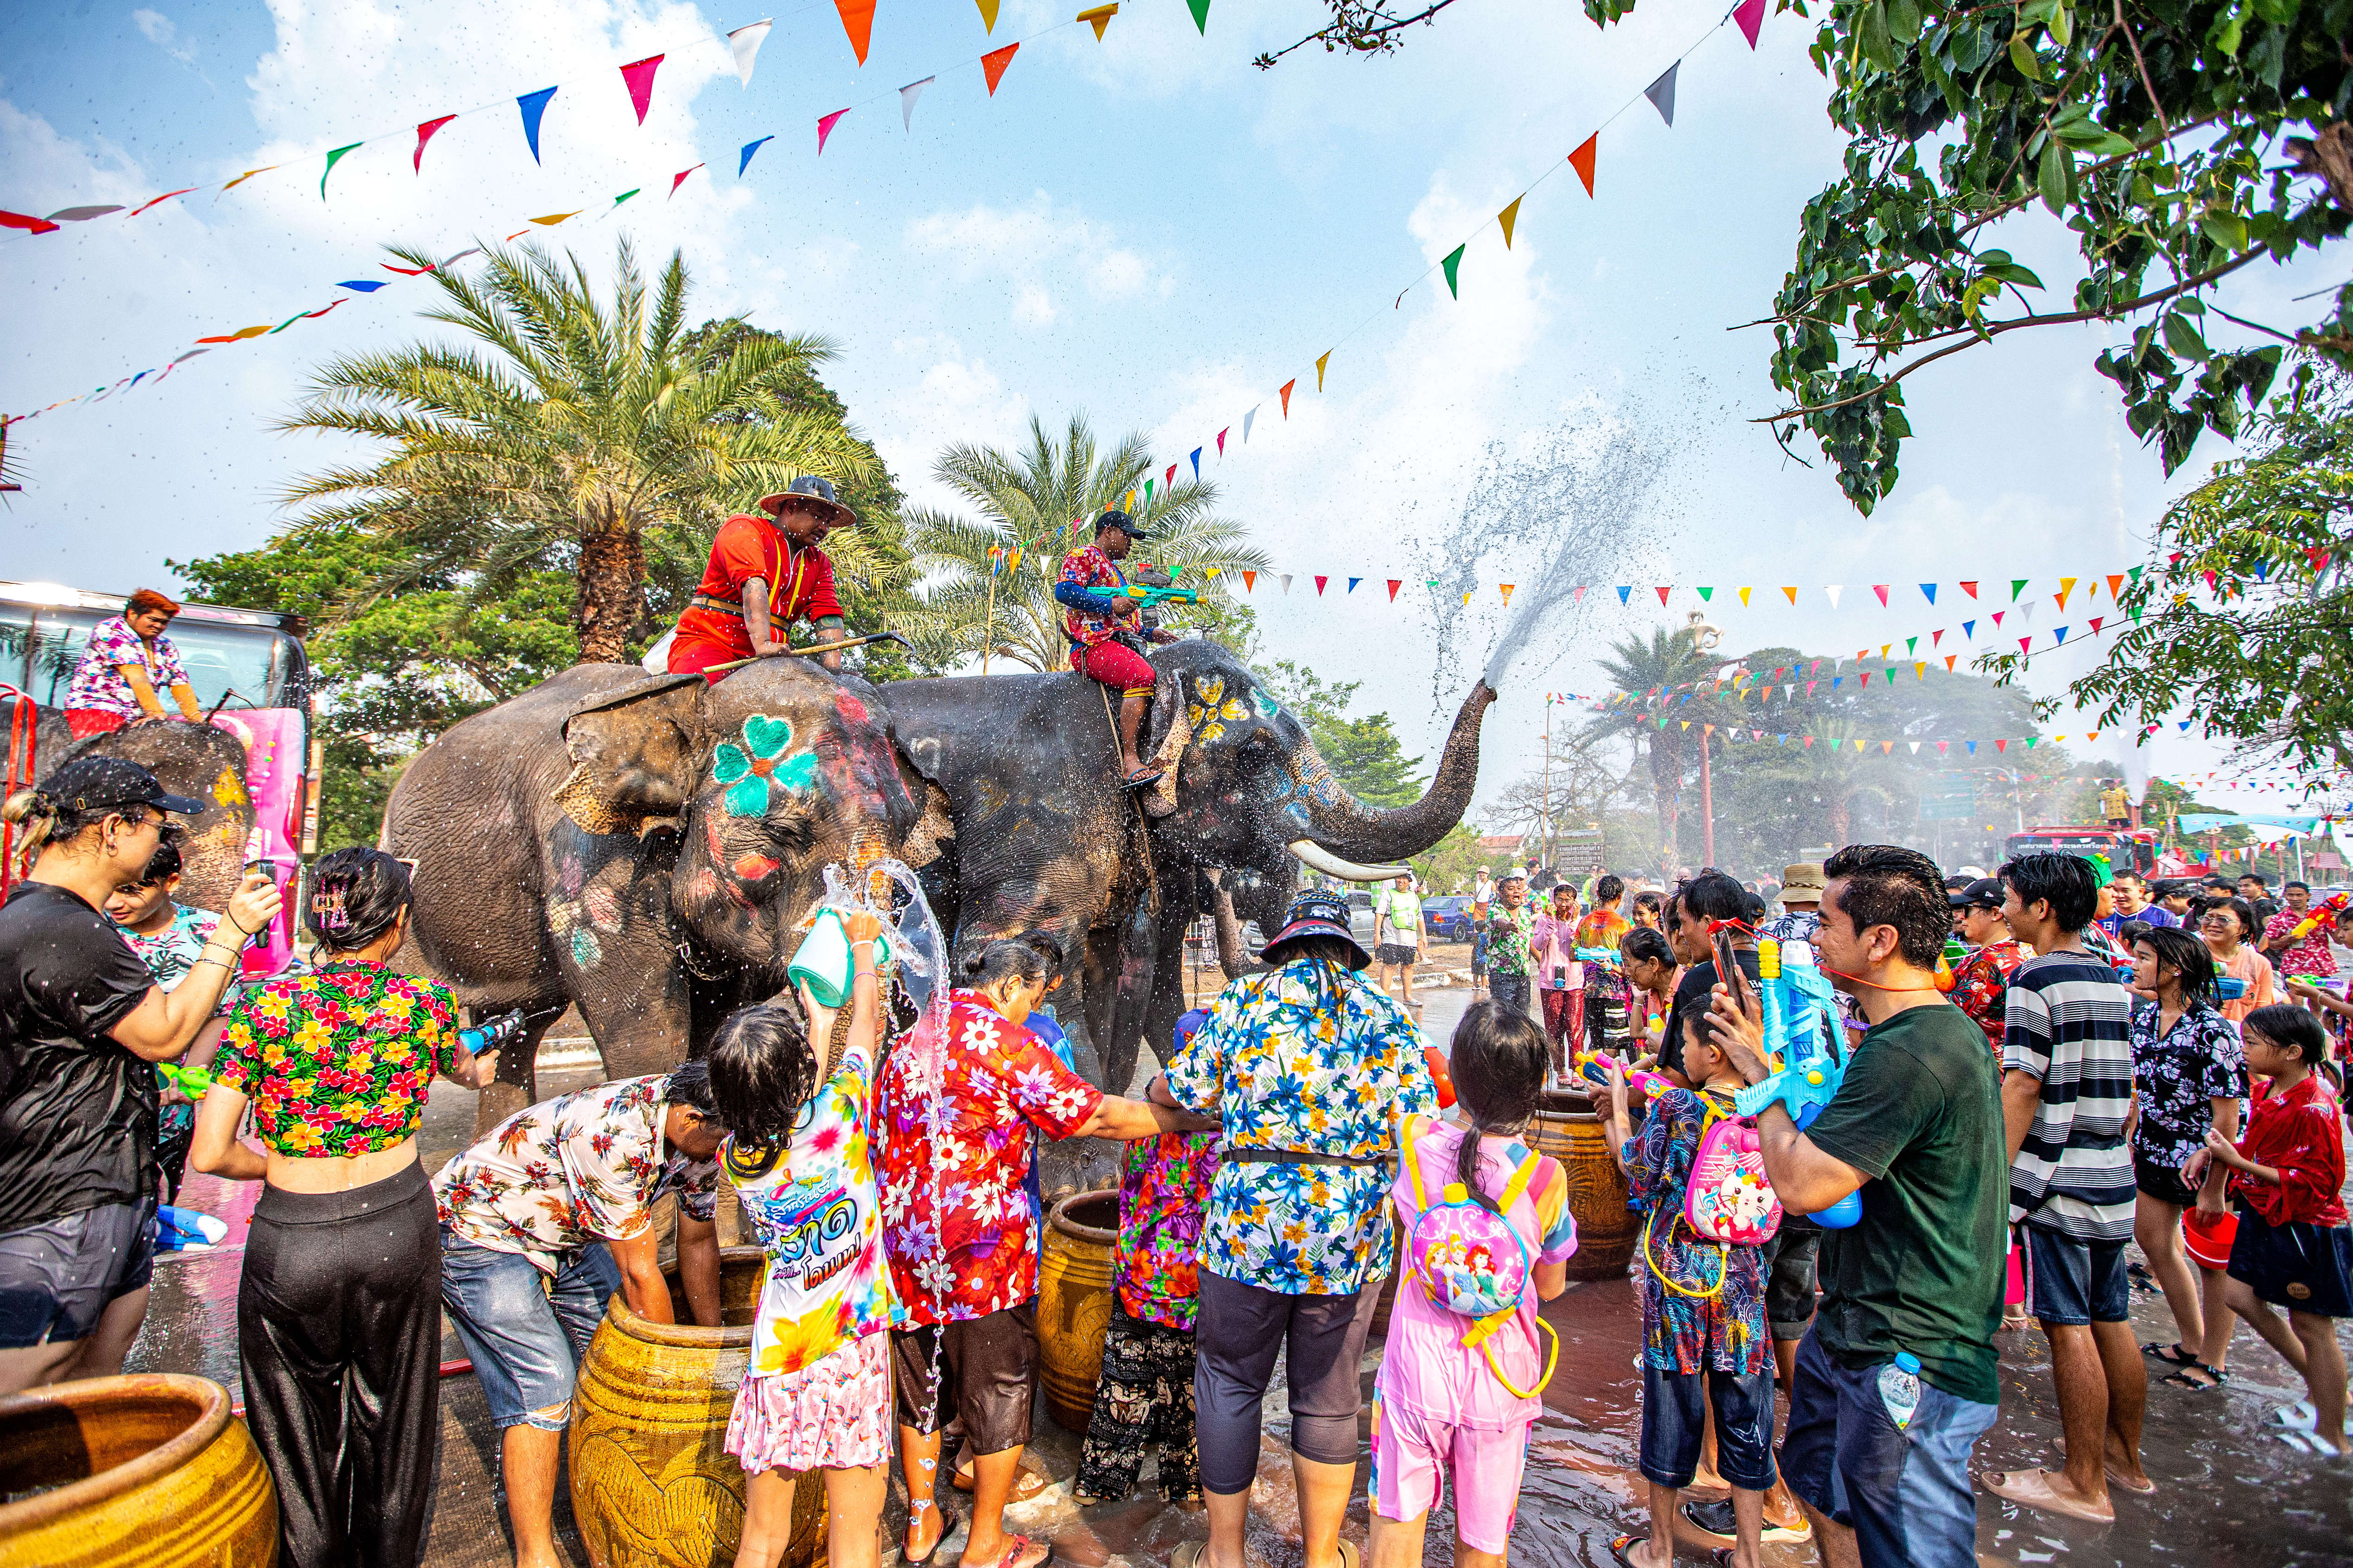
[2003,952,2137,1241]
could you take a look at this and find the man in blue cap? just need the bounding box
[669,475,857,678]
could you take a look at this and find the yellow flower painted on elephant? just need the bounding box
[1185,675,1249,744]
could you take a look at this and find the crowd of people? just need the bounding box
[5,745,2351,1568]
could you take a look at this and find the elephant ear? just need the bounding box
[886,729,956,869]
[554,673,708,836]
[1139,659,1189,821]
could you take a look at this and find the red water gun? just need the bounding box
[1424,1045,1456,1109]
[2290,892,2351,941]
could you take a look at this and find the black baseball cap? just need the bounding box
[41,756,202,816]
[1095,508,1150,542]
[1948,877,2005,912]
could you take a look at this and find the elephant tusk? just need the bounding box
[1285,839,1411,884]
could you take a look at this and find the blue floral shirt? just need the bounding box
[1166,957,1434,1295]
[1626,1086,1770,1375]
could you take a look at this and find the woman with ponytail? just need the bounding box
[1369,999,1573,1568]
[190,846,501,1568]
[0,756,279,1396]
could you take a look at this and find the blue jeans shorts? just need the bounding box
[1779,1328,1996,1568]
[438,1231,621,1430]
[2021,1224,2130,1327]
[1639,1361,1776,1491]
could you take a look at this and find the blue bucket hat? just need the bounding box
[1260,889,1370,969]
[758,474,855,526]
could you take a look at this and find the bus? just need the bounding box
[0,579,319,970]
[2003,825,2159,879]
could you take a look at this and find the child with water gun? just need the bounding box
[104,840,236,1205]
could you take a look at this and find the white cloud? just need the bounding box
[905,192,1168,325]
[133,9,199,65]
[869,335,1032,512]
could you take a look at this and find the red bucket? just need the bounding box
[2184,1207,2239,1271]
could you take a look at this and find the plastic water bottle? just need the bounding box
[1879,1351,1923,1432]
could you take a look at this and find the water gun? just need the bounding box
[158,1061,216,1099]
[2290,892,2351,940]
[1732,938,1861,1227]
[155,1007,525,1100]
[1113,583,1199,607]
[1572,1047,1676,1100]
[1424,1045,1457,1109]
[1936,937,1966,994]
[1575,946,1622,965]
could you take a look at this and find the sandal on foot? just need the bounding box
[2142,1340,2201,1366]
[2160,1362,2227,1390]
[906,1506,961,1568]
[2104,1463,2156,1497]
[1170,1544,1206,1568]
[1120,765,1165,789]
[2270,1400,2320,1430]
[964,1534,1050,1568]
[1607,1536,1653,1568]
[1982,1467,2116,1524]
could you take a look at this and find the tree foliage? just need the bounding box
[278,240,875,661]
[1995,360,2353,771]
[899,415,1268,672]
[1258,659,1430,807]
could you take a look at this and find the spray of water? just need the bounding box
[1398,399,1681,713]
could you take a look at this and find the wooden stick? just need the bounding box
[702,631,906,675]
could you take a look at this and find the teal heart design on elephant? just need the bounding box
[712,715,812,816]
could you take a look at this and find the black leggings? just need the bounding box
[1193,1270,1379,1495]
[239,1162,443,1568]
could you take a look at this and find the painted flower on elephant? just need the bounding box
[713,714,820,817]
[1187,675,1249,744]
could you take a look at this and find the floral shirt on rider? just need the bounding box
[1166,957,1434,1295]
[212,960,461,1158]
[1056,544,1131,652]
[878,988,1103,1325]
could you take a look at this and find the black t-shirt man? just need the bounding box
[0,882,162,1233]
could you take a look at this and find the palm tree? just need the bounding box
[898,415,1269,672]
[1582,627,1729,874]
[277,240,875,663]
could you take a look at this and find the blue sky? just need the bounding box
[0,0,2324,817]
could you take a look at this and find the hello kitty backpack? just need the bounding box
[1683,1089,1783,1245]
[1399,1115,1567,1398]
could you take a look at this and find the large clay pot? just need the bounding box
[1530,1089,1637,1281]
[569,1246,828,1568]
[1038,1189,1120,1433]
[0,1373,276,1568]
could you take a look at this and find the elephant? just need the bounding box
[885,639,1493,1092]
[17,712,259,913]
[382,659,944,1130]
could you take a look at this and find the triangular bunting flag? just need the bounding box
[2056,575,2076,609]
[1343,577,1359,592]
[1502,584,1516,605]
[1280,379,1296,417]
[1872,585,1889,606]
[1920,583,1936,604]
[835,0,876,63]
[1781,586,1797,604]
[221,166,277,192]
[125,187,192,218]
[817,109,848,152]
[1315,576,1328,595]
[1186,0,1211,32]
[1498,196,1522,248]
[1617,586,1632,604]
[320,142,363,200]
[1217,428,1228,456]
[2108,572,2127,597]
[1442,244,1466,297]
[517,87,557,163]
[1244,406,1258,441]
[1734,0,1766,46]
[981,43,1019,95]
[2089,616,2103,633]
[1963,619,1975,638]
[1387,580,1402,601]
[1280,574,1292,594]
[1242,570,1256,591]
[670,164,703,196]
[413,115,455,173]
[1568,134,1597,196]
[1316,351,1332,391]
[620,55,664,123]
[613,188,639,206]
[1165,463,1176,489]
[1914,661,1926,679]
[978,0,1001,30]
[901,77,934,128]
[2011,578,2028,600]
[1655,586,1671,605]
[1738,587,1752,605]
[1825,586,1843,608]
[1189,447,1202,479]
[1944,655,1957,670]
[729,20,773,87]
[1079,4,1119,39]
[1645,61,1677,125]
[740,136,775,175]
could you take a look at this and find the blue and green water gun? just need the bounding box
[1732,936,1861,1228]
[1113,582,1199,608]
[156,1007,527,1100]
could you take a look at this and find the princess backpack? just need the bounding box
[1644,1088,1783,1298]
[1399,1115,1570,1398]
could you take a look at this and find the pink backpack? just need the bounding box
[1399,1115,1566,1398]
[1644,1089,1781,1300]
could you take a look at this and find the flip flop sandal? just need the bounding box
[1335,1542,1362,1568]
[1120,766,1165,789]
[952,1461,1051,1502]
[1170,1543,1207,1568]
[906,1506,961,1568]
[2103,1464,2157,1496]
[2278,1430,2330,1457]
[1981,1467,2116,1524]
[2142,1340,2201,1366]
[964,1534,1050,1568]
[2271,1401,2321,1430]
[2160,1363,2228,1390]
[1607,1536,1649,1568]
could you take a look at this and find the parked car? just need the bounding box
[1421,896,1475,941]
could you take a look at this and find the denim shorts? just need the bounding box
[2021,1224,2130,1327]
[1762,1229,1820,1342]
[438,1231,621,1429]
[1780,1329,1996,1568]
[0,1199,158,1349]
[1639,1361,1776,1491]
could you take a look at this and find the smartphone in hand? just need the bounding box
[1712,928,1752,1016]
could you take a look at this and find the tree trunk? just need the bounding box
[1828,791,1852,847]
[576,512,647,665]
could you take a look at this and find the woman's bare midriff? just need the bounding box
[265,1137,422,1194]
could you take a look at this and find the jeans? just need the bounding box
[438,1232,620,1429]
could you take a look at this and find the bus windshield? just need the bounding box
[0,605,299,714]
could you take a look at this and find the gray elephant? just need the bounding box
[886,639,1492,1091]
[382,660,942,1129]
[22,713,258,912]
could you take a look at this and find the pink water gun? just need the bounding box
[1574,1048,1675,1100]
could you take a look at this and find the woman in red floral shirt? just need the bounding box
[191,848,503,1568]
[1947,879,2023,1053]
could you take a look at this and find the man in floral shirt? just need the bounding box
[1052,509,1178,788]
[432,1067,728,1568]
[2263,881,2341,980]
[1167,891,1435,1568]
[1948,878,2025,1054]
[1485,866,1537,1018]
[879,939,1189,1568]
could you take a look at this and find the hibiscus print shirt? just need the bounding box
[1625,1086,1769,1376]
[1166,958,1435,1295]
[1115,1130,1220,1330]
[2127,999,2247,1178]
[213,960,460,1158]
[64,615,190,716]
[432,1073,720,1277]
[1951,941,2026,1054]
[1056,544,1131,654]
[729,1032,892,1377]
[879,990,1104,1326]
[1486,903,1536,977]
[2263,909,2340,979]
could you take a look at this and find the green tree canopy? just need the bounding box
[1259,659,1430,807]
[278,239,875,661]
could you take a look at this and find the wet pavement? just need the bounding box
[122,986,2353,1567]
